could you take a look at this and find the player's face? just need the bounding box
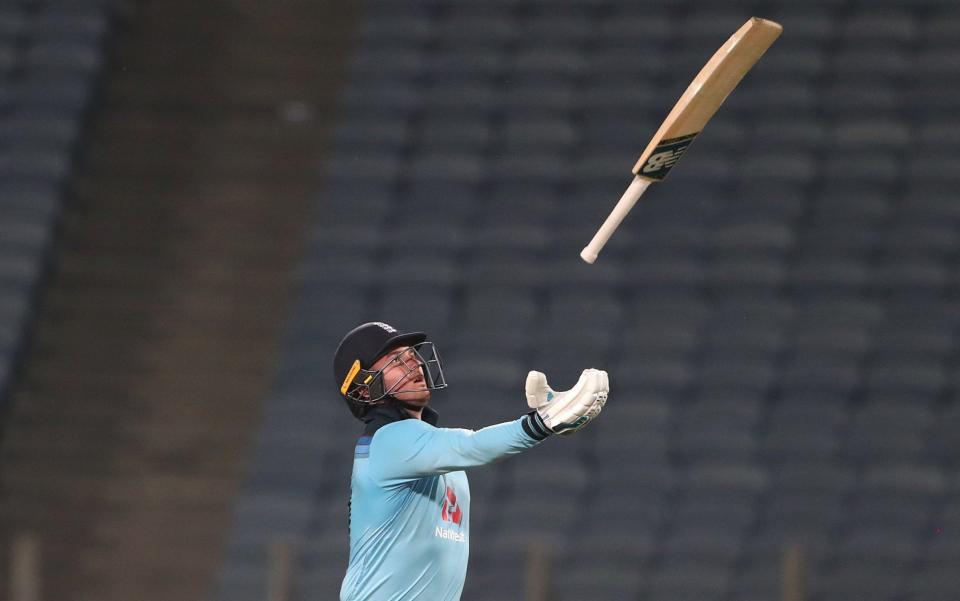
[371,346,431,405]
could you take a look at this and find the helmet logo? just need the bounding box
[371,322,397,333]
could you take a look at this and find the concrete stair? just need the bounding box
[0,0,357,599]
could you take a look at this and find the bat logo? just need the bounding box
[638,133,698,180]
[643,150,684,173]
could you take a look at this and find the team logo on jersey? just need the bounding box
[440,486,463,525]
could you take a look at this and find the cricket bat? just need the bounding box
[580,17,782,264]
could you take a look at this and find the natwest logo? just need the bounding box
[435,526,466,543]
[440,486,463,525]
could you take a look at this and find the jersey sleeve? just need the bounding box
[368,414,551,484]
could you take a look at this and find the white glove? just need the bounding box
[525,368,609,435]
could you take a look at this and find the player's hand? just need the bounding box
[525,369,608,435]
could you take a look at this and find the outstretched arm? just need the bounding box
[370,414,550,483]
[370,369,608,483]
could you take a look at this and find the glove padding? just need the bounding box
[526,368,609,435]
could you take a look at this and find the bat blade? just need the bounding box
[633,17,782,181]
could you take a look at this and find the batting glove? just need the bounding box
[523,368,609,436]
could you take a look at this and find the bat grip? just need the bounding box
[580,176,651,264]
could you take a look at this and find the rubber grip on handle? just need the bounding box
[580,176,652,264]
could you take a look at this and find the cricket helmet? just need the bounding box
[333,321,447,420]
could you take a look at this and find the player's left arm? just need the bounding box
[369,416,546,483]
[370,368,609,483]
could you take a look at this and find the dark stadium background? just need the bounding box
[0,1,957,600]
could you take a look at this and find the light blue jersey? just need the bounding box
[340,404,551,601]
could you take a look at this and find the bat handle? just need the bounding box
[580,175,652,264]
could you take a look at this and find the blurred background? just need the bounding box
[0,0,958,600]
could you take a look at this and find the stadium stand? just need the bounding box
[215,1,960,601]
[0,1,116,421]
[0,2,361,600]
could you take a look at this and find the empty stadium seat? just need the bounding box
[647,560,731,601]
[905,564,960,601]
[846,402,933,463]
[553,560,645,601]
[591,395,673,463]
[816,563,904,601]
[762,396,845,462]
[846,464,946,531]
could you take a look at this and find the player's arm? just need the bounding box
[370,418,546,483]
[370,369,609,483]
